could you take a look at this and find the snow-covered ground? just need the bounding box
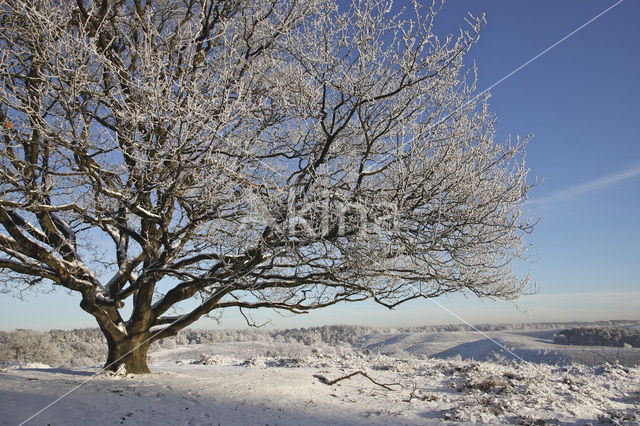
[362,328,640,366]
[1,327,639,425]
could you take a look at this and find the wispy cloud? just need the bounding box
[530,163,640,205]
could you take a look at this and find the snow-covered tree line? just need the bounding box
[1,0,533,373]
[0,328,106,366]
[3,322,638,367]
[555,327,640,348]
[0,325,374,366]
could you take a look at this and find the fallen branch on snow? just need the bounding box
[313,371,401,391]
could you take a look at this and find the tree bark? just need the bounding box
[104,332,152,374]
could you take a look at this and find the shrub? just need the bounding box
[554,327,640,348]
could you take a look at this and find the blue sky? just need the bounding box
[1,0,638,330]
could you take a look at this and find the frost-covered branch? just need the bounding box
[1,0,535,373]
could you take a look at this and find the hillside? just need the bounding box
[1,322,639,425]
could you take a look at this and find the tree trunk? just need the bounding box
[104,333,152,374]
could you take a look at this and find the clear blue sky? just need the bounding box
[1,0,638,330]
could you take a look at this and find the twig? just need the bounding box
[238,307,271,328]
[403,381,424,402]
[402,380,440,403]
[313,371,401,391]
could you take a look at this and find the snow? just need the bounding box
[1,327,639,425]
[361,329,640,366]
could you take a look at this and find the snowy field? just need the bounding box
[1,324,639,425]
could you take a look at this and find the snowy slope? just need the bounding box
[362,328,640,366]
[1,333,639,425]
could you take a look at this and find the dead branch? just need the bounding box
[402,380,437,402]
[313,371,401,391]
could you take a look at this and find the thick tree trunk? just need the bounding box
[104,333,152,374]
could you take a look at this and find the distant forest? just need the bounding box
[554,327,640,348]
[1,320,638,367]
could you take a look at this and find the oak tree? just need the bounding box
[0,0,533,373]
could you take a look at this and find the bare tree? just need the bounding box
[0,0,534,374]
